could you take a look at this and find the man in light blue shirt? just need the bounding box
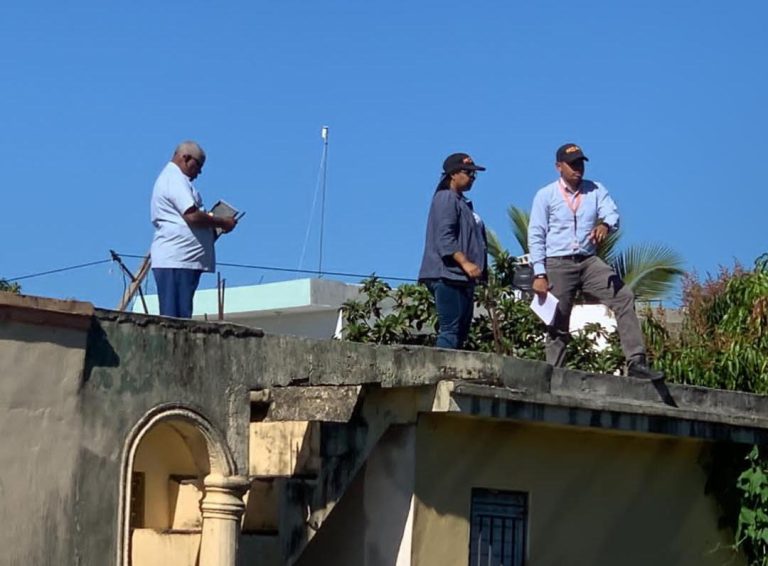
[150,141,237,318]
[528,143,663,381]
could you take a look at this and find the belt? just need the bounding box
[549,254,594,262]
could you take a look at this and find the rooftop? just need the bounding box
[3,291,767,445]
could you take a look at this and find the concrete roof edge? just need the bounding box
[86,311,768,435]
[95,308,265,337]
[450,382,768,443]
[0,292,94,330]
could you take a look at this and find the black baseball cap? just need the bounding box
[556,143,589,163]
[442,152,487,174]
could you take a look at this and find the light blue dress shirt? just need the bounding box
[528,178,619,276]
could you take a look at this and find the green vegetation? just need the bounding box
[643,254,768,394]
[0,279,21,294]
[341,247,624,374]
[736,447,768,564]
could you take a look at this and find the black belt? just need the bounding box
[550,254,594,262]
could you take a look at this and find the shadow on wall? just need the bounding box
[82,319,120,390]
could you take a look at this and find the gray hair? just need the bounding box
[173,140,206,163]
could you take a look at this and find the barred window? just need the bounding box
[469,488,528,566]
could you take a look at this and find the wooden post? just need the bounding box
[116,254,152,313]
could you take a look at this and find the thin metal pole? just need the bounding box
[318,126,329,277]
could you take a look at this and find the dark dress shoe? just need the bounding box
[628,361,665,382]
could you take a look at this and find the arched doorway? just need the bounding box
[117,405,240,566]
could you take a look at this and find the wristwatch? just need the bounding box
[534,274,547,279]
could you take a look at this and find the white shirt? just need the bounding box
[150,162,215,271]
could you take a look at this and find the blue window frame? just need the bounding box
[469,488,528,566]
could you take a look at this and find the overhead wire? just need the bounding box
[218,261,414,283]
[6,253,417,284]
[7,259,113,282]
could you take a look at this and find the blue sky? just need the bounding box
[3,1,766,308]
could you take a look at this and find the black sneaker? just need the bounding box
[628,361,665,382]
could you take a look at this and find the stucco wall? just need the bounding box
[295,425,416,566]
[0,310,263,565]
[412,415,742,566]
[76,315,260,565]
[131,530,200,566]
[1,297,762,566]
[0,318,88,565]
[132,421,208,529]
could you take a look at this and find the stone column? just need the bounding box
[199,473,251,566]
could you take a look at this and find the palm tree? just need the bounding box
[502,205,684,302]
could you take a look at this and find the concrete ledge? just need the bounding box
[0,292,94,330]
[252,386,363,422]
[452,382,768,444]
[257,335,553,389]
[92,310,768,443]
[96,308,265,337]
[552,368,768,422]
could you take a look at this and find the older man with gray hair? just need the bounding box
[149,141,237,318]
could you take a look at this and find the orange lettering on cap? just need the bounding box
[565,146,580,153]
[463,156,473,164]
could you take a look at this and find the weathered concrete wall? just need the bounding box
[2,295,768,566]
[0,317,88,566]
[0,303,266,565]
[412,414,743,566]
[132,421,207,529]
[294,425,416,566]
[131,531,200,566]
[75,313,263,564]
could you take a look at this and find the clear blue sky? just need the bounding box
[3,1,766,308]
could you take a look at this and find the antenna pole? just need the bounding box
[318,126,329,277]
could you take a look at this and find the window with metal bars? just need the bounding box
[468,488,528,566]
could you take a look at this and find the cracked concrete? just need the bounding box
[1,293,766,565]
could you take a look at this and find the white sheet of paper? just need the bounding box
[530,292,559,325]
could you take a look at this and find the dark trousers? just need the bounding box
[152,268,202,318]
[427,279,475,349]
[545,256,645,367]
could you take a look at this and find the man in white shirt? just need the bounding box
[150,141,236,318]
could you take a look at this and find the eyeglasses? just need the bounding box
[186,155,204,168]
[462,169,477,178]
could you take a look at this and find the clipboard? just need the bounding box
[210,200,245,237]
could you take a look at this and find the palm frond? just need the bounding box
[596,228,622,265]
[507,205,530,255]
[612,243,685,302]
[486,228,507,262]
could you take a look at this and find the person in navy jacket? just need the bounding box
[419,153,488,349]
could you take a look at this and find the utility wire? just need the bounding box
[8,259,113,282]
[220,261,414,283]
[8,254,417,284]
[116,253,416,282]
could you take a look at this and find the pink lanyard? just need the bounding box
[558,179,582,250]
[558,179,582,214]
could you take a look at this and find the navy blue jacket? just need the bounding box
[418,189,488,285]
